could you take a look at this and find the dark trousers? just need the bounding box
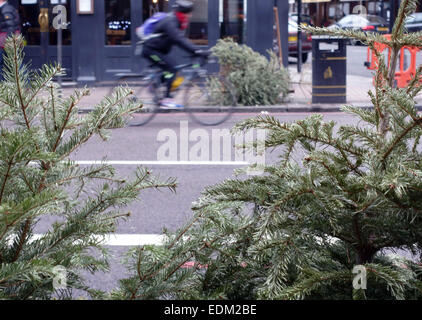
[142,46,177,98]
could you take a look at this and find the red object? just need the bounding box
[181,261,208,269]
[362,25,375,31]
[365,34,421,88]
[175,11,189,30]
[0,32,7,49]
[0,31,21,49]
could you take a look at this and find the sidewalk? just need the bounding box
[59,63,422,113]
[285,63,422,111]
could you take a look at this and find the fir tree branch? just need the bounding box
[51,97,79,153]
[0,160,13,204]
[309,158,358,198]
[406,65,422,97]
[388,88,420,122]
[391,0,417,41]
[236,115,366,157]
[0,97,15,110]
[352,214,366,263]
[11,219,31,262]
[24,66,61,112]
[42,171,124,190]
[0,192,61,241]
[337,148,364,177]
[10,37,29,130]
[167,213,204,250]
[49,85,58,131]
[130,247,197,299]
[0,137,29,204]
[277,269,352,300]
[56,91,137,161]
[383,118,422,160]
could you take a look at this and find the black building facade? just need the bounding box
[10,0,289,84]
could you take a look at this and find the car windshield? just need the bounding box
[406,13,422,23]
[365,15,387,24]
[288,19,299,32]
[338,14,386,26]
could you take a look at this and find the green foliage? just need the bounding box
[0,35,176,299]
[211,38,290,106]
[114,0,422,300]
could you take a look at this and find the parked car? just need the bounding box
[289,13,314,27]
[288,18,312,63]
[328,14,389,45]
[405,12,422,32]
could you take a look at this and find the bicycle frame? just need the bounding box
[147,56,211,98]
[109,54,234,126]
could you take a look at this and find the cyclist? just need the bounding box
[141,0,210,109]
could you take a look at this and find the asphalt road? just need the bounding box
[34,111,390,296]
[32,45,422,296]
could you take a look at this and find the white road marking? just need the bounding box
[71,160,249,166]
[19,235,418,262]
[27,234,339,247]
[23,160,249,248]
[98,234,166,246]
[27,234,167,246]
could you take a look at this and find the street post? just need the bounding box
[297,0,303,73]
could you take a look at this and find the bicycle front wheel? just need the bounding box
[110,76,160,126]
[185,74,236,126]
[128,83,161,126]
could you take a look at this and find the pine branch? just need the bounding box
[0,159,13,204]
[391,0,418,40]
[24,64,62,112]
[0,33,178,299]
[383,118,422,161]
[51,90,86,153]
[11,219,31,262]
[277,268,352,300]
[10,37,29,130]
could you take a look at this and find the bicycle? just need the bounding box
[108,55,237,126]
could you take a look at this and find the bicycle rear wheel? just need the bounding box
[185,74,236,126]
[110,76,161,126]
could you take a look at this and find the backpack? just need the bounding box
[135,12,168,43]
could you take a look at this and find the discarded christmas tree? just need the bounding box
[210,38,290,106]
[0,35,176,299]
[114,0,422,300]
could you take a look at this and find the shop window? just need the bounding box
[143,0,170,22]
[219,0,246,44]
[49,0,71,45]
[19,0,41,46]
[105,0,131,46]
[187,0,208,45]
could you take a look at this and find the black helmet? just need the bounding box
[173,0,194,13]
